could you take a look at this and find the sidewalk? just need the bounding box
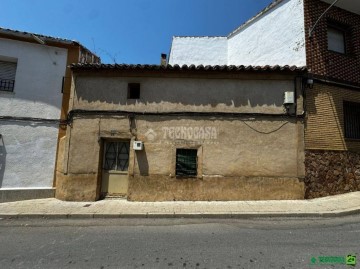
[0,192,360,219]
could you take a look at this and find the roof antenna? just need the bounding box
[31,34,45,45]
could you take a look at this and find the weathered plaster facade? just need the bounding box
[56,66,306,201]
[168,0,360,199]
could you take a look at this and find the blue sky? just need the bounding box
[1,0,272,64]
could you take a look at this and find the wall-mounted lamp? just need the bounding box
[307,78,314,89]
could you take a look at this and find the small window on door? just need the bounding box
[176,148,197,177]
[103,141,130,171]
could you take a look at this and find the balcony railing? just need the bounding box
[0,79,15,92]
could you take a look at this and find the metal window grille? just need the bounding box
[176,149,197,177]
[0,61,17,92]
[0,79,15,91]
[103,141,130,171]
[344,101,360,139]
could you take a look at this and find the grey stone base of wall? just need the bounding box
[0,188,55,203]
[305,150,360,199]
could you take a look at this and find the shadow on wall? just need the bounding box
[305,85,358,150]
[0,135,6,187]
[136,147,149,176]
[75,78,290,110]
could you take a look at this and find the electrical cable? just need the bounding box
[0,116,62,124]
[66,109,301,125]
[240,120,289,134]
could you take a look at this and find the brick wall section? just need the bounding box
[305,150,360,198]
[305,83,360,151]
[304,0,360,84]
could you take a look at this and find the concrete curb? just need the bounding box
[1,208,360,219]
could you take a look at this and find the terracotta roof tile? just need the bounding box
[70,63,307,72]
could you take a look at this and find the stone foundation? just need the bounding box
[305,150,360,199]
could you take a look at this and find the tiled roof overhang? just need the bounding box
[0,27,98,57]
[70,63,307,73]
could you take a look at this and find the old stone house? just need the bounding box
[169,0,360,198]
[0,27,99,202]
[55,64,307,201]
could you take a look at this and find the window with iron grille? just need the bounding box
[344,101,360,139]
[0,60,17,92]
[103,141,130,171]
[176,149,197,177]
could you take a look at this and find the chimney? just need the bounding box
[160,53,167,66]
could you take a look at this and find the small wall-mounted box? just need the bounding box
[284,91,295,105]
[133,141,143,151]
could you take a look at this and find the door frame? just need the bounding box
[97,136,135,199]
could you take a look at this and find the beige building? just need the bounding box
[56,64,307,201]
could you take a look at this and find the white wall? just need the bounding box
[0,38,68,189]
[168,0,306,67]
[169,37,227,66]
[0,123,58,188]
[0,38,67,119]
[228,0,306,66]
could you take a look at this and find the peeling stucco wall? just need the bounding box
[74,76,294,114]
[57,115,305,201]
[0,38,67,189]
[168,0,306,67]
[56,73,305,201]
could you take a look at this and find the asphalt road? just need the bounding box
[0,216,359,269]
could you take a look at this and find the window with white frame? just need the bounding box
[0,60,17,92]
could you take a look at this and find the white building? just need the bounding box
[169,0,358,67]
[0,28,99,202]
